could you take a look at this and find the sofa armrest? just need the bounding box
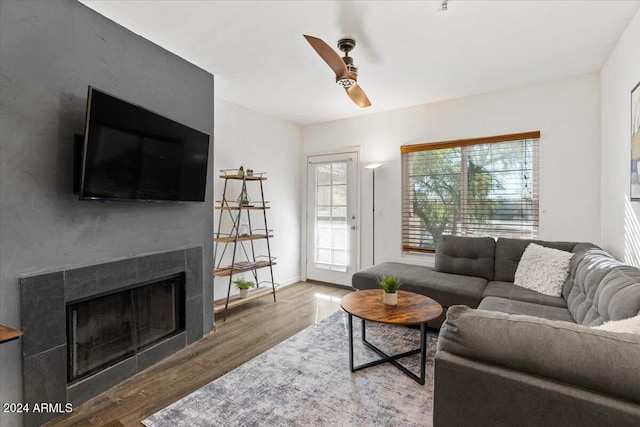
[434,351,640,427]
[437,305,640,404]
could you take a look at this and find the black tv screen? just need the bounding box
[79,86,210,202]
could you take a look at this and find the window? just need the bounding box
[314,162,348,271]
[401,131,540,253]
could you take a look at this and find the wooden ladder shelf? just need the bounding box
[212,170,277,320]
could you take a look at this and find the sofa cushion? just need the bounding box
[478,296,574,322]
[493,238,579,283]
[563,248,617,301]
[565,249,640,326]
[513,243,573,297]
[434,235,496,281]
[352,262,488,308]
[482,281,567,308]
[437,305,640,405]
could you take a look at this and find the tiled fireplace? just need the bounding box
[20,247,203,427]
[66,273,185,384]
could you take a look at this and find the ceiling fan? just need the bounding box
[303,35,371,108]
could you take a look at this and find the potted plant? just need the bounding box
[238,165,244,177]
[246,168,254,177]
[378,275,402,306]
[233,278,255,298]
[237,189,251,206]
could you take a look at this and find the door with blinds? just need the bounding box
[306,152,359,286]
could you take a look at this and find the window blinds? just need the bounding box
[401,131,540,253]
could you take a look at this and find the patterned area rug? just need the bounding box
[143,310,437,427]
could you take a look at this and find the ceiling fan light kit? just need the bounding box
[337,78,356,88]
[303,34,371,108]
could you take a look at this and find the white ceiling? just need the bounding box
[81,0,639,126]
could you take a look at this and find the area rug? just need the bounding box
[143,310,438,427]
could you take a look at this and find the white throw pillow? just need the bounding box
[592,315,640,334]
[514,243,573,297]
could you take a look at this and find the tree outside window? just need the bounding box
[402,133,539,252]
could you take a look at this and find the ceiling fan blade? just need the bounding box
[346,83,371,108]
[303,34,349,79]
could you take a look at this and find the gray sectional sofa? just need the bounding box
[352,236,596,325]
[351,235,640,427]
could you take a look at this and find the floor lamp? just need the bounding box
[364,163,383,265]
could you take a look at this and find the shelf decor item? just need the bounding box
[237,188,251,206]
[239,222,250,236]
[378,275,402,306]
[233,278,256,298]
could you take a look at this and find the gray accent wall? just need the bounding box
[0,1,214,425]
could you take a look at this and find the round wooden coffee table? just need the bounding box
[340,289,443,385]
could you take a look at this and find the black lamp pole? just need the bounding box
[365,163,383,265]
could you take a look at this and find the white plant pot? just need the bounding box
[383,291,398,306]
[239,289,249,299]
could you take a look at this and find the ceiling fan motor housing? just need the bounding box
[337,37,356,54]
[337,38,358,87]
[342,56,358,74]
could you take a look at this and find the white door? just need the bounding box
[306,151,359,286]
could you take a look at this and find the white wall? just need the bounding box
[303,73,602,267]
[601,8,640,264]
[213,99,302,306]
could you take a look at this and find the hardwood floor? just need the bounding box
[47,282,352,426]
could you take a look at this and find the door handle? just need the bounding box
[350,225,357,230]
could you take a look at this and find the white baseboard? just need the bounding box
[278,276,302,287]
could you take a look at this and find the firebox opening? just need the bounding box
[66,273,185,384]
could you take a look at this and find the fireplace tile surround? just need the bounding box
[19,247,204,427]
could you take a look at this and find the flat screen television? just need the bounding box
[77,86,210,202]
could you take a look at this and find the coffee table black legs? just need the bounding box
[347,314,427,385]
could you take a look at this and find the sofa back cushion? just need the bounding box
[565,249,640,326]
[493,238,580,282]
[435,235,496,280]
[438,305,640,405]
